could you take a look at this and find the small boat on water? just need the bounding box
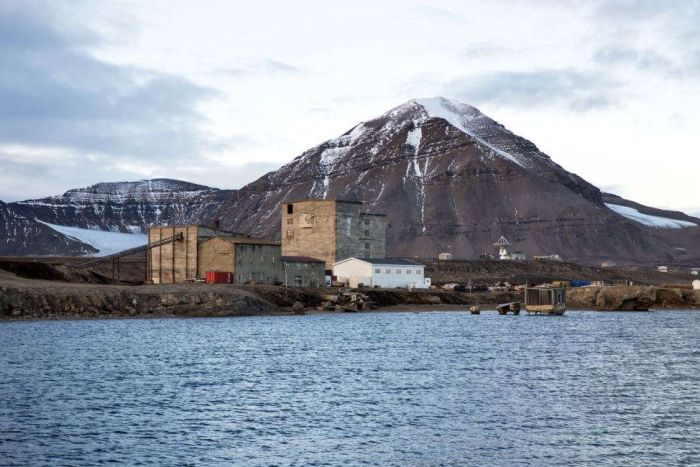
[469,305,480,315]
[524,286,566,315]
[496,302,521,315]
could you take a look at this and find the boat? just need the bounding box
[524,286,566,315]
[469,305,480,315]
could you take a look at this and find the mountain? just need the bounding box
[3,98,699,265]
[11,179,230,233]
[209,97,699,265]
[0,200,97,256]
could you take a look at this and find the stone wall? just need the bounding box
[281,200,338,268]
[281,200,386,268]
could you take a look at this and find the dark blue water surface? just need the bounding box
[1,311,698,466]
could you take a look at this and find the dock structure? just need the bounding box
[524,287,566,315]
[496,302,521,315]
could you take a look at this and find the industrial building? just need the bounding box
[198,236,282,285]
[281,256,325,287]
[147,225,244,284]
[281,199,386,269]
[332,257,429,289]
[147,224,325,286]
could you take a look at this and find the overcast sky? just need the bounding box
[1,0,699,214]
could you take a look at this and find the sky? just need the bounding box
[1,0,699,215]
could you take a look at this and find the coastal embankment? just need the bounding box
[1,269,698,320]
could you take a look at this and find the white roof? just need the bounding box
[332,257,423,267]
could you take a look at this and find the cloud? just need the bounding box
[443,70,619,111]
[0,4,217,159]
[593,46,674,72]
[0,143,281,202]
[215,59,302,79]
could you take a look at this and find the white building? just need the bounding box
[332,257,429,289]
[693,280,700,290]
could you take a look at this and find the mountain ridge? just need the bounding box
[2,97,699,265]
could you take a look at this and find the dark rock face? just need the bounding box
[0,201,96,256]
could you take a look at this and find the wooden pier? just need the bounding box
[524,287,566,315]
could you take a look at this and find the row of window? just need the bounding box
[374,268,421,275]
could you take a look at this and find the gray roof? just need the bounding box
[353,257,423,266]
[281,256,325,263]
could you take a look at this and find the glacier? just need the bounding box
[605,204,697,229]
[37,220,148,256]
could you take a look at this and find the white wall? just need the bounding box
[371,264,425,288]
[333,259,373,287]
[333,258,427,288]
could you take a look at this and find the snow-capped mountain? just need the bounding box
[3,98,699,264]
[210,97,699,265]
[11,179,230,233]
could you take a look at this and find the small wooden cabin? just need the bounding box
[524,287,566,315]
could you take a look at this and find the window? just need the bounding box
[396,269,401,274]
[375,268,381,274]
[406,269,412,274]
[287,204,294,214]
[364,219,370,226]
[364,230,370,237]
[287,218,293,225]
[294,274,302,286]
[386,269,391,274]
[364,242,370,249]
[286,230,294,239]
[260,255,264,263]
[416,270,421,275]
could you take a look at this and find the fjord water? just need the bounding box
[1,311,697,466]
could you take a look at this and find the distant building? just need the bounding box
[147,225,244,284]
[438,252,453,260]
[198,236,282,285]
[693,280,700,290]
[691,268,699,276]
[601,261,617,268]
[511,251,526,261]
[658,265,669,273]
[281,199,386,269]
[281,256,325,287]
[332,257,428,289]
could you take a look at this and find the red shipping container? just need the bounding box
[205,271,232,284]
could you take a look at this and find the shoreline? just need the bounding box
[1,276,698,321]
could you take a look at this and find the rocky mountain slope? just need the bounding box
[0,200,97,256]
[210,97,699,265]
[3,98,699,265]
[11,179,229,233]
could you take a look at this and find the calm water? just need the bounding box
[0,311,698,466]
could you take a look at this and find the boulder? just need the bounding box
[595,286,655,311]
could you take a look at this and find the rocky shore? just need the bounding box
[1,268,698,320]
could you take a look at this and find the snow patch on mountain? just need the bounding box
[37,220,148,256]
[406,127,422,154]
[605,204,698,229]
[412,97,527,168]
